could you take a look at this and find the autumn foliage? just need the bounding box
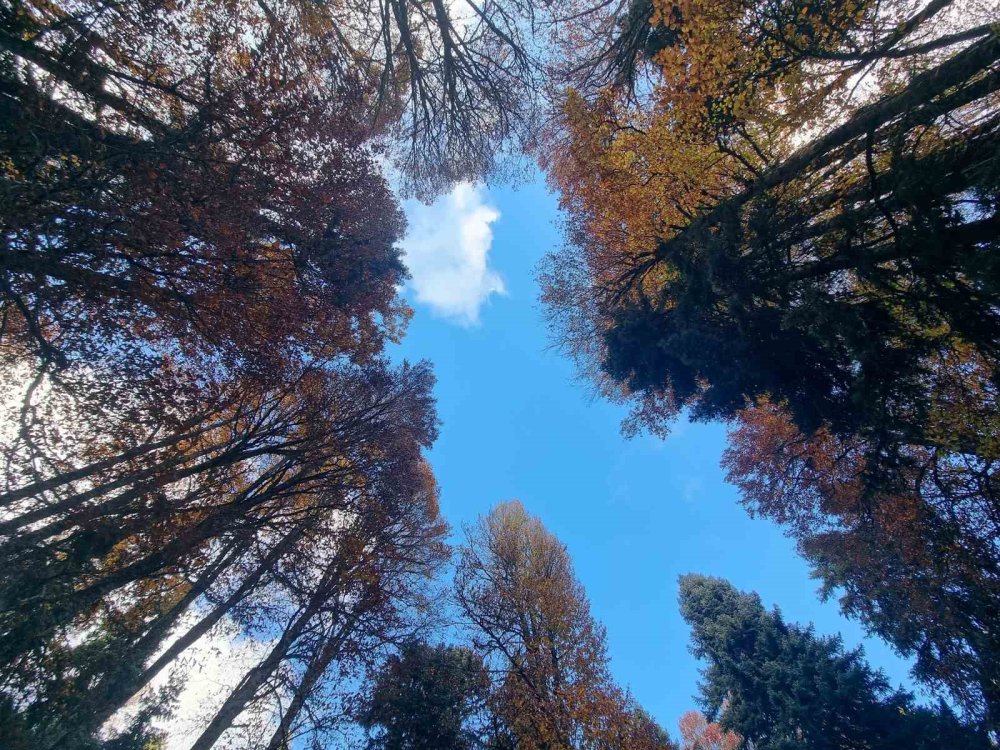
[456,501,675,750]
[2,0,1000,745]
[678,711,740,750]
[0,0,536,745]
[540,0,1000,731]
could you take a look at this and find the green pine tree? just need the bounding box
[357,641,495,750]
[677,575,991,750]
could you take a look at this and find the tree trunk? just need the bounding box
[187,560,343,750]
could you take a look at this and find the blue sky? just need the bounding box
[392,173,919,736]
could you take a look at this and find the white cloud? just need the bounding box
[401,182,505,326]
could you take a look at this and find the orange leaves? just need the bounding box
[3,0,417,391]
[650,0,746,121]
[456,501,670,750]
[546,85,731,307]
[678,710,742,750]
[537,0,1000,728]
[723,401,868,527]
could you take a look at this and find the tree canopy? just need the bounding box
[539,0,1000,731]
[3,0,1000,745]
[0,0,534,744]
[357,641,493,750]
[678,574,993,749]
[456,501,677,750]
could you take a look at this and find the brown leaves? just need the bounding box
[0,3,451,728]
[720,391,1000,723]
[456,501,672,750]
[723,400,868,530]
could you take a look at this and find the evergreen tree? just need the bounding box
[677,575,991,750]
[539,3,1000,726]
[722,400,1000,727]
[357,641,493,750]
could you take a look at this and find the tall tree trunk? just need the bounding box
[660,32,1000,259]
[187,560,344,750]
[264,604,370,750]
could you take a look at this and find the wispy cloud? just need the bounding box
[682,477,703,504]
[401,182,505,326]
